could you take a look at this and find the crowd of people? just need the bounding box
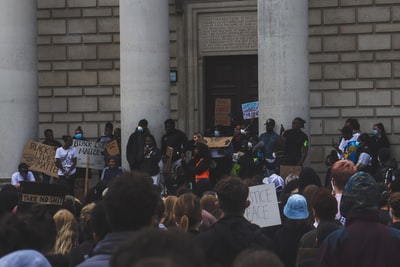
[1,117,400,267]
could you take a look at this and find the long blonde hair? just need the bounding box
[160,195,178,228]
[53,209,79,255]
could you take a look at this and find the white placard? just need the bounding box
[244,183,281,228]
[72,139,105,170]
[241,101,259,120]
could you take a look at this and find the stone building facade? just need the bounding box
[3,0,399,178]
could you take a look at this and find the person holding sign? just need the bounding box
[55,135,78,196]
[11,163,36,188]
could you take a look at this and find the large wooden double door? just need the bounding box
[204,55,258,135]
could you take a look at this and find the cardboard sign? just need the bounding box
[106,140,120,155]
[215,98,231,126]
[241,101,259,120]
[19,182,67,206]
[245,183,281,228]
[280,165,302,181]
[21,140,59,177]
[72,139,105,170]
[204,136,232,148]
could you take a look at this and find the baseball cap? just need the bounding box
[283,194,309,219]
[264,118,275,126]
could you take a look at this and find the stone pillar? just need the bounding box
[0,1,37,178]
[258,0,309,132]
[120,0,170,169]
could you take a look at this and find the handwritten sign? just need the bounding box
[245,183,281,228]
[73,139,105,170]
[204,136,232,148]
[242,101,259,120]
[215,98,231,126]
[280,165,302,181]
[106,140,120,155]
[21,140,58,177]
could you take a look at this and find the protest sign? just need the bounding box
[241,101,259,120]
[203,136,232,148]
[19,182,67,206]
[106,139,120,155]
[72,139,105,170]
[215,98,231,126]
[21,140,58,177]
[244,183,281,228]
[280,165,302,181]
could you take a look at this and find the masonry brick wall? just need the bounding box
[37,0,120,139]
[309,0,400,172]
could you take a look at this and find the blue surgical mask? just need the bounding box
[214,130,220,137]
[75,133,83,139]
[354,141,360,147]
[372,129,378,136]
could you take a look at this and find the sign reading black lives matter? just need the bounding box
[21,140,59,177]
[244,183,281,228]
[73,139,106,170]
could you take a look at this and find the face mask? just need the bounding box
[137,126,143,132]
[240,129,247,135]
[372,129,378,136]
[248,142,253,149]
[214,130,220,137]
[354,141,360,147]
[75,133,83,139]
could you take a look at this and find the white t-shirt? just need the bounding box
[11,171,35,185]
[55,146,78,176]
[358,152,372,166]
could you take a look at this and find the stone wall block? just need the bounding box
[39,98,68,112]
[38,46,67,61]
[68,71,98,86]
[394,91,400,105]
[359,90,391,106]
[323,91,357,106]
[98,18,120,33]
[38,0,66,9]
[68,19,97,34]
[323,8,355,24]
[98,71,120,85]
[53,88,83,96]
[310,64,322,80]
[84,113,114,122]
[98,0,119,6]
[341,80,373,89]
[68,45,97,60]
[310,108,340,117]
[68,97,98,112]
[53,35,82,44]
[323,36,356,51]
[324,64,356,79]
[376,23,400,32]
[83,35,113,44]
[341,108,374,117]
[39,72,68,87]
[53,9,81,18]
[357,6,390,22]
[53,62,82,71]
[309,37,322,53]
[67,0,97,8]
[358,63,391,78]
[340,24,373,34]
[309,26,339,35]
[309,0,338,8]
[98,44,120,59]
[83,61,113,70]
[83,8,112,17]
[310,81,340,90]
[84,87,114,96]
[310,54,339,63]
[341,52,373,62]
[38,20,67,35]
[99,97,120,111]
[359,34,391,50]
[339,0,373,5]
[54,113,83,122]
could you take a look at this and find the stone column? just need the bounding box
[120,0,170,169]
[258,0,309,132]
[0,1,37,178]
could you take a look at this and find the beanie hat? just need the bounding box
[263,174,285,193]
[283,194,309,220]
[340,171,379,218]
